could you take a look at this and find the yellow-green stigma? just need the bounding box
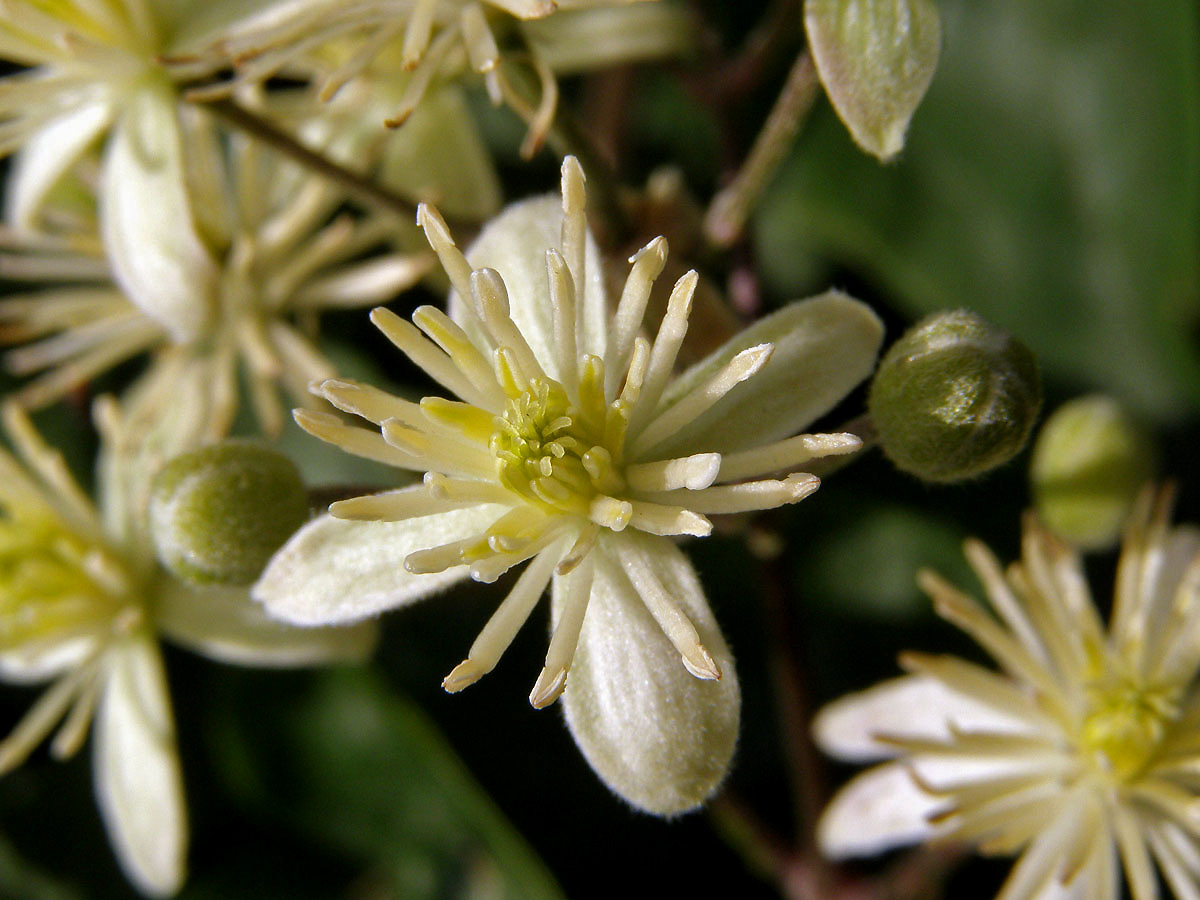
[0,516,132,652]
[1080,673,1180,780]
[491,377,618,517]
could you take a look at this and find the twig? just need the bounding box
[191,97,419,223]
[704,51,821,248]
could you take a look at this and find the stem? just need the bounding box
[704,51,821,249]
[191,97,419,223]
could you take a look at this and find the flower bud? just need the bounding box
[1030,395,1155,550]
[868,310,1041,483]
[150,442,309,585]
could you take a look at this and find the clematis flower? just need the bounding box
[814,489,1200,900]
[255,155,884,814]
[190,0,691,157]
[0,399,376,896]
[0,120,430,437]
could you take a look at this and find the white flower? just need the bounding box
[1,117,429,437]
[192,0,690,157]
[0,400,376,896]
[254,155,884,814]
[814,490,1200,900]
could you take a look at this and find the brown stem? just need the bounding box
[704,51,821,249]
[191,97,419,223]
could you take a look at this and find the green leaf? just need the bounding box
[216,669,566,900]
[759,0,1200,420]
[805,0,942,161]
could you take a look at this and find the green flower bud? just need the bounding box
[150,442,309,586]
[869,310,1041,483]
[1030,395,1155,550]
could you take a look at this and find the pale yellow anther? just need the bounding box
[560,155,587,307]
[401,0,437,68]
[590,495,632,531]
[529,665,568,709]
[416,204,474,302]
[606,237,668,396]
[460,2,500,73]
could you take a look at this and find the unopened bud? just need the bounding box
[1030,395,1155,550]
[868,310,1041,483]
[150,442,309,585]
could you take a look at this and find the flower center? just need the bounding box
[490,378,616,516]
[0,515,134,652]
[1080,674,1181,780]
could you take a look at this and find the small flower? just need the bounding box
[191,0,690,157]
[1,123,429,437]
[0,400,375,896]
[255,155,884,814]
[814,489,1200,900]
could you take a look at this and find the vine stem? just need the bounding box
[189,96,420,223]
[704,51,821,249]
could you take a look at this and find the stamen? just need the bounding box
[625,453,722,492]
[369,307,494,409]
[628,500,712,537]
[717,432,862,482]
[412,306,506,409]
[605,237,668,397]
[443,542,563,693]
[546,248,578,395]
[655,472,819,515]
[381,418,494,479]
[531,554,595,708]
[629,270,698,434]
[416,204,475,308]
[618,549,721,680]
[318,377,419,426]
[385,24,459,127]
[420,397,498,443]
[472,268,545,384]
[589,495,632,531]
[460,3,499,72]
[294,408,422,469]
[560,156,587,317]
[401,0,438,68]
[629,343,774,458]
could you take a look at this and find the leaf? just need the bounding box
[759,0,1200,420]
[805,0,942,161]
[215,669,567,900]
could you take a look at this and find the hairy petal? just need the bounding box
[651,291,883,456]
[252,506,504,626]
[558,531,739,816]
[93,634,186,898]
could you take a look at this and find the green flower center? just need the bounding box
[1080,674,1180,780]
[490,378,614,515]
[0,516,132,652]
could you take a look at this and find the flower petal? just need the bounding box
[448,194,609,375]
[817,761,946,858]
[93,634,186,898]
[252,506,504,626]
[155,577,379,666]
[5,94,113,232]
[649,291,884,457]
[558,531,739,816]
[100,84,217,343]
[813,673,1034,762]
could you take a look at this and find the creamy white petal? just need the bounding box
[818,761,947,858]
[448,194,609,374]
[813,674,1037,762]
[649,291,883,456]
[155,577,379,666]
[6,95,114,232]
[100,85,217,343]
[558,531,739,816]
[93,635,186,898]
[252,506,505,626]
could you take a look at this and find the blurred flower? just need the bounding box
[0,400,376,896]
[815,489,1200,900]
[0,121,430,438]
[189,0,691,157]
[255,155,884,814]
